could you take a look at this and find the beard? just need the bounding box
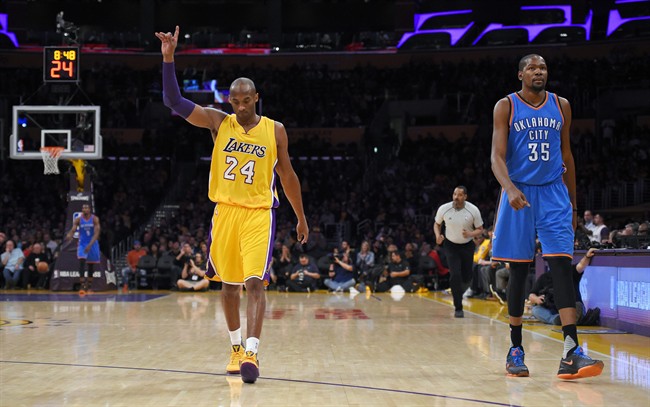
[531,80,546,91]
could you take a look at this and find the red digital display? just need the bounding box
[44,46,79,82]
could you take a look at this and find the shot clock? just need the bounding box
[44,46,79,82]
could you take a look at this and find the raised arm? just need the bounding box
[155,26,227,138]
[274,121,309,244]
[491,98,529,210]
[558,96,577,230]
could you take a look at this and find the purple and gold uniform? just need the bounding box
[205,114,278,285]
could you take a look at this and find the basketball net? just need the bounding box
[40,146,65,175]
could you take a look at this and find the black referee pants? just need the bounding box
[443,240,474,311]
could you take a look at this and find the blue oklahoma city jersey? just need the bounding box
[492,91,573,261]
[506,91,565,185]
[77,214,100,263]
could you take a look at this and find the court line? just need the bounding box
[0,359,521,407]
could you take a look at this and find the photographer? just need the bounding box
[324,250,355,292]
[374,250,420,293]
[176,252,209,292]
[528,248,597,325]
[355,241,375,291]
[286,254,320,292]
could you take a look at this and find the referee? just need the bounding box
[434,186,484,318]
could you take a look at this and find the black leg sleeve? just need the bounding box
[546,257,576,310]
[507,263,531,317]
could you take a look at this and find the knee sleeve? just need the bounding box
[87,264,95,279]
[507,263,530,317]
[79,259,87,278]
[546,257,576,310]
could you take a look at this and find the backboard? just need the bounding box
[10,105,102,160]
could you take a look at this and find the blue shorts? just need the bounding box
[492,180,574,262]
[78,242,101,263]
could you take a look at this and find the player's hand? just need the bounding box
[296,220,309,244]
[586,248,597,258]
[154,25,179,60]
[506,186,530,210]
[436,234,445,245]
[538,294,545,304]
[84,246,91,254]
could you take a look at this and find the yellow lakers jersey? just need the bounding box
[209,114,279,208]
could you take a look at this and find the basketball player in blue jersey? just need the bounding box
[65,204,101,295]
[491,54,603,380]
[156,26,308,384]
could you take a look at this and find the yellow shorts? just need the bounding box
[205,203,275,285]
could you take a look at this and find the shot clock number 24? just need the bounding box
[44,46,80,82]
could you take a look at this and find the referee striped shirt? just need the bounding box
[434,202,483,244]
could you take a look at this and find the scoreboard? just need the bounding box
[43,46,79,82]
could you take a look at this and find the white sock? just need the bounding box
[563,336,577,359]
[229,328,242,347]
[245,337,260,354]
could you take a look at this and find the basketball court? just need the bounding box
[1,290,648,406]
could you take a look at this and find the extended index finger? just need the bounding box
[173,25,180,41]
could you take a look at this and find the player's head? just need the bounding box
[518,54,547,92]
[453,186,468,208]
[81,204,91,216]
[229,77,259,122]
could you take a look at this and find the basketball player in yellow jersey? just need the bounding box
[156,26,309,384]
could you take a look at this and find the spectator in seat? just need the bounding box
[286,254,320,292]
[1,240,24,289]
[528,249,597,325]
[177,252,209,292]
[304,226,327,259]
[588,214,609,245]
[324,251,355,292]
[121,240,147,290]
[374,251,419,293]
[23,243,53,290]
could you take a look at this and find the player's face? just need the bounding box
[82,205,90,216]
[453,188,467,207]
[519,57,547,91]
[229,89,259,123]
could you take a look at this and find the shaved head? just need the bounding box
[230,77,256,94]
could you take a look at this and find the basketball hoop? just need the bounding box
[40,146,65,175]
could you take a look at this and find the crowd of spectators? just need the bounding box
[2,51,649,131]
[1,50,648,291]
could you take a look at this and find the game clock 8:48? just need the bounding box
[44,46,79,82]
